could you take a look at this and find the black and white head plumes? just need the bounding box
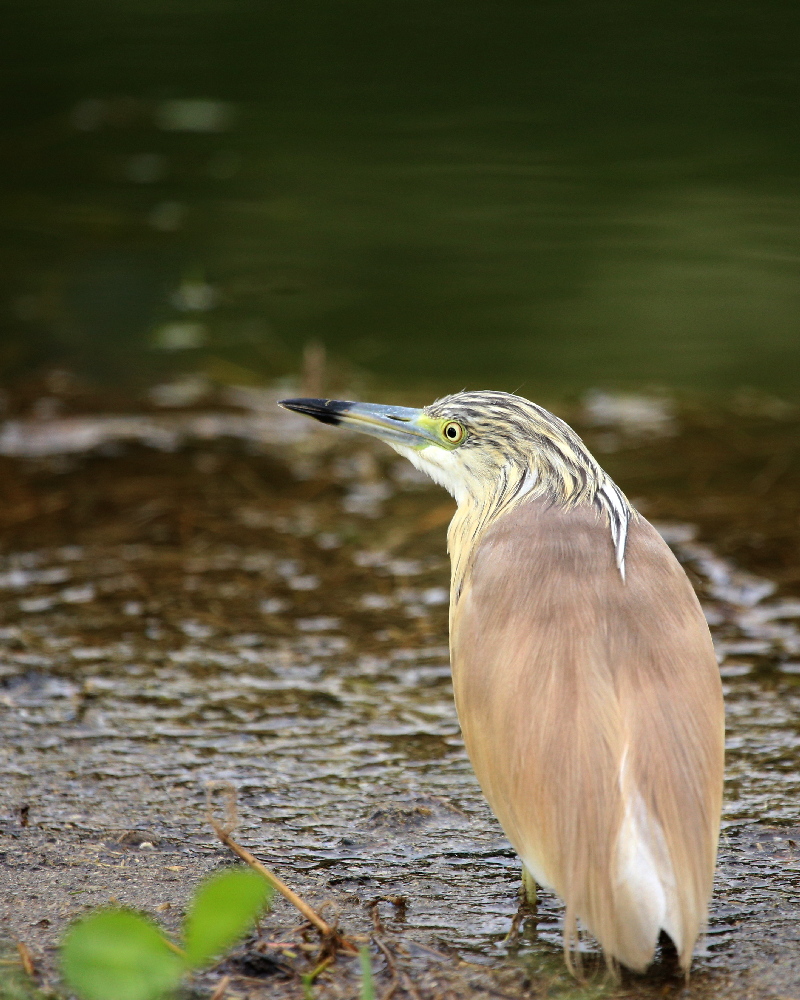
[393,391,634,585]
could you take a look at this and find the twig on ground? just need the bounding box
[205,781,359,957]
[401,971,423,1000]
[209,974,231,1000]
[372,928,400,1000]
[371,935,397,977]
[15,941,35,978]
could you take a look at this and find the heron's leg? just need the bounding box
[506,864,538,943]
[521,865,538,908]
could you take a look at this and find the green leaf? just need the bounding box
[61,910,184,1000]
[183,868,271,968]
[359,947,376,1000]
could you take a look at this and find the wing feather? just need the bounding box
[450,500,724,972]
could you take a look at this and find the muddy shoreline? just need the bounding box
[2,394,800,998]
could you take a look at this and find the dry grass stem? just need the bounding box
[400,971,424,1000]
[15,940,35,977]
[205,781,358,955]
[209,973,231,1000]
[372,934,399,1000]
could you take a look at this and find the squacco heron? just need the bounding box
[279,391,725,974]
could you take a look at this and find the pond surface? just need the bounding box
[1,388,800,998]
[2,0,800,393]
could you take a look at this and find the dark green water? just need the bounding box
[2,1,799,393]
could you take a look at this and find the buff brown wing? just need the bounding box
[450,500,724,972]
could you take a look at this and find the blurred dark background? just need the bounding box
[1,0,799,398]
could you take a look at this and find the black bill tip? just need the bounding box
[278,397,355,426]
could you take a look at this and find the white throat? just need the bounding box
[393,444,472,506]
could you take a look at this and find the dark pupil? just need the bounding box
[447,425,458,439]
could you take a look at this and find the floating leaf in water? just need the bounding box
[183,868,272,968]
[61,910,184,1000]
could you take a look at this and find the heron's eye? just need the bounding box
[442,421,465,445]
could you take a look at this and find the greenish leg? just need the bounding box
[521,865,538,908]
[505,863,538,943]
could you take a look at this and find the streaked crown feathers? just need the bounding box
[416,391,634,585]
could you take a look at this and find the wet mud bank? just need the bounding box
[1,393,800,998]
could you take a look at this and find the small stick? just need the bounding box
[163,938,187,959]
[399,971,423,1000]
[209,974,230,1000]
[371,935,396,975]
[371,933,401,1000]
[214,825,332,937]
[205,782,358,953]
[15,941,35,978]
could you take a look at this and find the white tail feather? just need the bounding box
[615,752,683,968]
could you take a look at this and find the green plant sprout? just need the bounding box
[61,867,271,1000]
[359,947,375,1000]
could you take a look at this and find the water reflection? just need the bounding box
[2,2,800,392]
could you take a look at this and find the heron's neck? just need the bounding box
[446,456,633,607]
[446,460,536,607]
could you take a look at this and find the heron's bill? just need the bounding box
[279,397,438,449]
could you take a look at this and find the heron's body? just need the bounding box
[279,390,725,974]
[452,499,723,972]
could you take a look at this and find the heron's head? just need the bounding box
[279,390,611,510]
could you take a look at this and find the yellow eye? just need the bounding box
[442,421,465,445]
